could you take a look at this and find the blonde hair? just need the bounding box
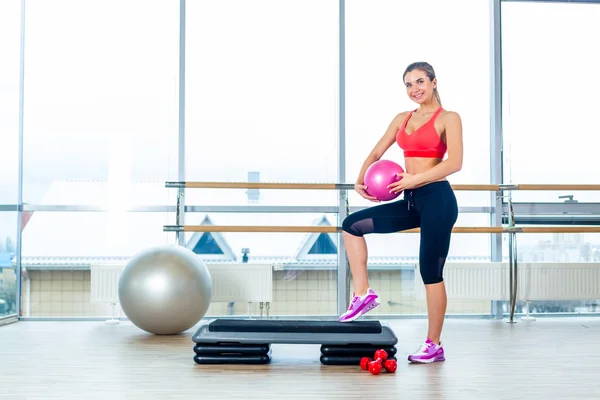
[403,61,441,105]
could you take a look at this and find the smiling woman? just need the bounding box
[340,58,462,363]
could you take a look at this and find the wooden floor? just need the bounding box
[1,317,599,399]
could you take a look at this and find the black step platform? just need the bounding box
[192,319,398,365]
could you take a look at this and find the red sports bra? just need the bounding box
[396,107,446,158]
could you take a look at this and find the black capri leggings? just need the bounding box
[341,181,458,285]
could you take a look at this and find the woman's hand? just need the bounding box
[354,183,380,202]
[387,173,422,193]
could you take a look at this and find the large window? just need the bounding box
[0,1,21,204]
[185,0,339,207]
[499,1,600,318]
[11,1,600,321]
[0,1,20,317]
[22,0,179,206]
[501,1,600,203]
[184,1,340,316]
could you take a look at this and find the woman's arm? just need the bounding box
[355,112,408,185]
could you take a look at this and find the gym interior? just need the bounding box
[1,0,599,399]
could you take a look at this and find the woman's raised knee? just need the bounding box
[341,216,364,237]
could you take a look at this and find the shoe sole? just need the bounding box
[408,356,446,364]
[338,298,381,323]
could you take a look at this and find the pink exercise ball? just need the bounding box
[364,160,405,201]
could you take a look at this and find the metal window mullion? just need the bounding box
[177,0,186,246]
[490,0,504,318]
[336,0,348,317]
[14,0,27,321]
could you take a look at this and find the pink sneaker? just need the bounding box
[408,338,445,363]
[338,288,381,322]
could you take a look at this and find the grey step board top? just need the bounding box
[192,319,398,345]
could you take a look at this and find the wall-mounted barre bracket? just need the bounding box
[166,181,186,188]
[504,226,524,233]
[164,225,185,232]
[334,183,355,190]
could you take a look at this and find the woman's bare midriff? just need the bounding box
[404,157,446,187]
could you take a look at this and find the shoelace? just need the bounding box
[347,296,358,310]
[414,343,432,354]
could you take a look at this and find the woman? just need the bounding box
[338,61,463,364]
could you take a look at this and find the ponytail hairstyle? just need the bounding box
[403,61,441,105]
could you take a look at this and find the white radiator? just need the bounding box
[517,263,600,301]
[90,264,125,303]
[413,262,600,301]
[89,263,273,304]
[207,263,273,303]
[413,262,509,300]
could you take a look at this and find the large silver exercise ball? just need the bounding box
[118,245,213,335]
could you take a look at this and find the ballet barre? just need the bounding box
[163,225,600,234]
[164,180,600,324]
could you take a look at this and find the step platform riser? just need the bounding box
[194,354,272,365]
[320,355,398,366]
[320,345,397,357]
[194,344,271,356]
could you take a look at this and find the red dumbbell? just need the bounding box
[360,357,371,371]
[368,359,383,375]
[383,359,397,373]
[366,348,386,375]
[374,349,388,362]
